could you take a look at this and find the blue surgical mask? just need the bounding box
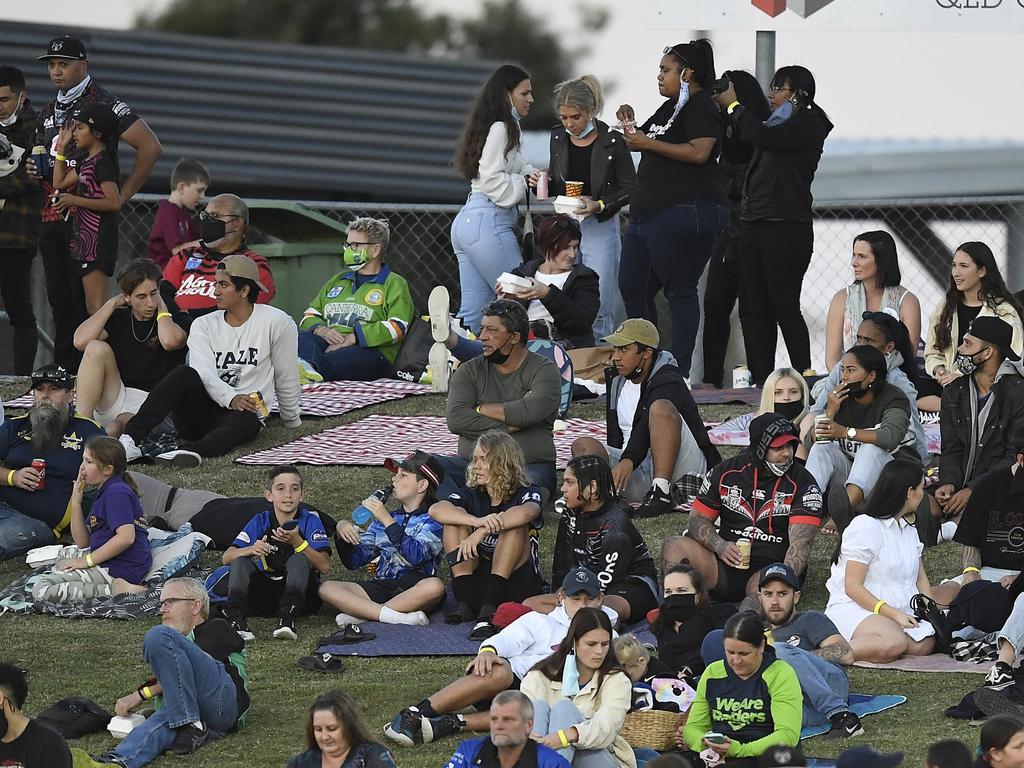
[511,104,523,123]
[766,100,794,127]
[562,652,581,696]
[572,120,595,139]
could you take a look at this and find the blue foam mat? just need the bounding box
[800,693,907,739]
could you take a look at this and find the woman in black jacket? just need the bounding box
[548,75,635,342]
[615,40,729,379]
[504,214,600,349]
[715,65,833,386]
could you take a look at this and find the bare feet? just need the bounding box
[111,577,148,595]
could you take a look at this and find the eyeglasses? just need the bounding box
[769,85,793,94]
[159,597,198,609]
[344,241,377,249]
[199,210,241,223]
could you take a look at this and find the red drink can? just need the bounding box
[32,459,46,490]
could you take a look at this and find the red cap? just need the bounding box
[769,433,801,449]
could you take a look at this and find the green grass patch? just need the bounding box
[0,387,984,766]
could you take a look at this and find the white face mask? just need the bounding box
[0,94,22,127]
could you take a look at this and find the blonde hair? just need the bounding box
[614,634,651,681]
[84,435,139,496]
[757,367,809,423]
[467,431,529,503]
[347,217,390,254]
[553,75,604,117]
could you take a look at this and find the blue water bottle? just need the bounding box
[351,487,393,526]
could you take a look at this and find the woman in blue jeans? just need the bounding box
[615,40,729,378]
[452,64,540,333]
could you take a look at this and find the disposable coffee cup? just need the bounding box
[564,180,584,197]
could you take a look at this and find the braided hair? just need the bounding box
[566,454,618,503]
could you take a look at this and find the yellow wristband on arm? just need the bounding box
[6,469,14,487]
[963,567,981,574]
[294,540,309,554]
[55,153,67,162]
[872,600,886,614]
[727,101,740,114]
[479,646,498,655]
[156,312,172,320]
[558,730,570,748]
[86,553,95,567]
[142,686,153,700]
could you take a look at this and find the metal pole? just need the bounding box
[755,30,776,91]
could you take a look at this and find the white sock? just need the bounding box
[380,607,430,626]
[335,612,366,627]
[940,520,958,542]
[652,478,671,495]
[191,721,204,730]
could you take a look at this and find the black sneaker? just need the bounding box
[825,710,865,739]
[986,661,1016,690]
[422,713,463,743]
[168,723,213,756]
[384,707,424,746]
[469,620,496,641]
[975,687,1024,719]
[445,601,474,625]
[92,753,128,767]
[224,608,254,641]
[632,485,674,518]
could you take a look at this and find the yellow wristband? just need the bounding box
[142,685,153,700]
[963,567,981,574]
[727,101,740,114]
[86,553,95,567]
[475,405,482,414]
[558,730,570,748]
[479,646,498,655]
[597,200,606,212]
[872,600,886,614]
[156,312,172,320]
[6,469,14,487]
[294,540,309,554]
[55,153,67,162]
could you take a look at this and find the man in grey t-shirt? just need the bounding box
[702,563,864,738]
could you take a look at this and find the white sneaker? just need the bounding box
[429,342,450,393]
[428,286,451,343]
[155,449,202,468]
[119,433,142,463]
[298,357,323,384]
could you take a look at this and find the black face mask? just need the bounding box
[486,335,516,366]
[844,380,871,399]
[0,698,8,739]
[199,217,228,246]
[661,593,698,623]
[773,400,803,421]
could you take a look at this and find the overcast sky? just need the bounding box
[5,0,1022,143]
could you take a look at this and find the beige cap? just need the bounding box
[216,254,268,293]
[602,318,660,348]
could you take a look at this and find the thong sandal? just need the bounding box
[298,653,346,673]
[315,624,376,647]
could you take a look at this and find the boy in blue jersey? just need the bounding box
[222,465,330,641]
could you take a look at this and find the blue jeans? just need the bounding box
[805,441,893,498]
[113,625,238,768]
[620,202,729,377]
[297,331,392,381]
[450,336,483,364]
[452,192,522,333]
[579,214,625,341]
[532,699,617,768]
[435,454,556,498]
[701,629,849,726]
[0,500,56,562]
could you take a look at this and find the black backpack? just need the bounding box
[391,315,433,384]
[36,697,111,739]
[947,579,1014,634]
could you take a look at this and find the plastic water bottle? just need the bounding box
[351,488,393,526]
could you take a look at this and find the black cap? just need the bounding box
[758,563,801,591]
[38,35,88,61]
[70,102,118,140]
[748,413,800,464]
[384,451,445,491]
[560,567,601,597]
[836,747,902,768]
[967,316,1021,362]
[757,744,807,768]
[30,364,74,390]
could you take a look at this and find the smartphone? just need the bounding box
[281,519,299,531]
[704,732,728,745]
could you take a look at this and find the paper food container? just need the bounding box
[108,714,147,739]
[25,544,66,568]
[497,272,532,293]
[553,195,586,215]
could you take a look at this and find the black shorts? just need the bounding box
[469,556,545,605]
[605,578,659,620]
[358,572,442,609]
[79,247,117,277]
[470,664,522,710]
[711,557,778,603]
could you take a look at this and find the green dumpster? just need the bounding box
[245,200,349,320]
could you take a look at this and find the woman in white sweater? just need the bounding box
[451,64,539,332]
[520,607,635,768]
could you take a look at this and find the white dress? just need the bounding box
[825,514,934,642]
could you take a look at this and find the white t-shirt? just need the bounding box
[527,271,571,322]
[617,379,642,445]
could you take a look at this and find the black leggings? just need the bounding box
[739,219,814,384]
[124,366,261,457]
[0,246,39,374]
[701,210,744,388]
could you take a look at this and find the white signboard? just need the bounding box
[648,0,1024,33]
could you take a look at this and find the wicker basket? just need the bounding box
[621,709,687,751]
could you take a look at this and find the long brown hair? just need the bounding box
[454,64,530,181]
[85,436,139,495]
[530,607,623,690]
[304,689,383,752]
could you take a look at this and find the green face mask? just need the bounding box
[343,246,370,268]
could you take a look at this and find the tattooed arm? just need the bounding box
[813,634,855,666]
[783,524,818,577]
[687,515,728,557]
[961,545,982,583]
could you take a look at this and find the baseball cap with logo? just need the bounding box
[384,450,445,491]
[757,744,807,768]
[38,35,88,61]
[601,318,660,349]
[216,255,268,293]
[561,567,601,597]
[30,364,75,391]
[758,563,801,591]
[70,103,118,141]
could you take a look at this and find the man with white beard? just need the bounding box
[0,364,103,560]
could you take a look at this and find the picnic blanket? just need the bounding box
[235,414,607,468]
[3,379,433,418]
[854,654,986,674]
[800,694,906,740]
[690,387,762,406]
[708,410,942,452]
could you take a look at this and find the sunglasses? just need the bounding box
[663,45,689,68]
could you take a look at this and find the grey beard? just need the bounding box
[29,403,70,453]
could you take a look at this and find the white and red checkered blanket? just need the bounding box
[5,379,433,417]
[234,414,607,468]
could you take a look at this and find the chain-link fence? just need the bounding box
[18,193,1024,375]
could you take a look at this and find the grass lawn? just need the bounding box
[0,384,986,766]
